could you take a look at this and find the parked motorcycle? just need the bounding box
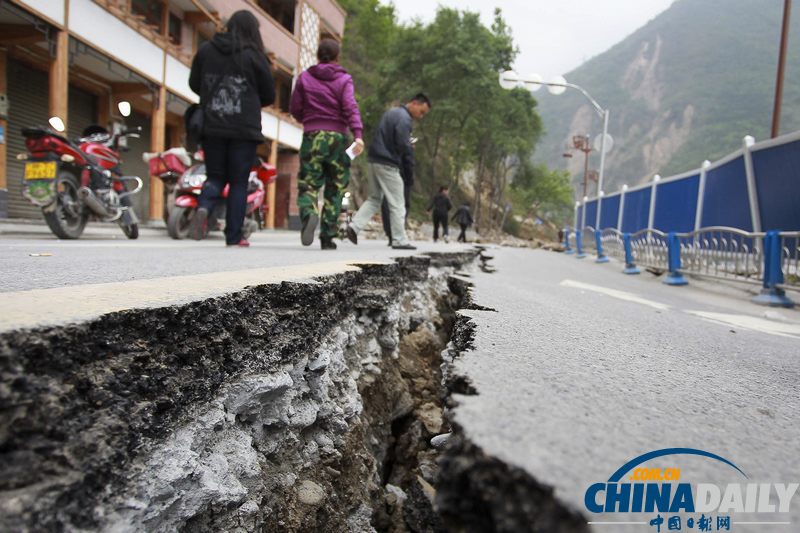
[156,152,277,240]
[142,147,192,222]
[18,108,143,239]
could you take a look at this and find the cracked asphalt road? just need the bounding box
[0,222,472,330]
[453,246,800,533]
[4,220,799,532]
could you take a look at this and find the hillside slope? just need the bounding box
[533,0,800,195]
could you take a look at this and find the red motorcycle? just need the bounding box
[150,151,277,240]
[19,119,143,239]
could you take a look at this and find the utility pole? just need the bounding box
[573,135,593,198]
[772,0,792,138]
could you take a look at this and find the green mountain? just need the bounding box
[533,0,800,197]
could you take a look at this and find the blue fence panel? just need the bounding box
[653,174,700,233]
[621,187,652,233]
[599,194,621,230]
[584,199,598,229]
[752,139,800,232]
[700,156,752,230]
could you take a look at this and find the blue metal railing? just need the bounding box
[562,226,799,307]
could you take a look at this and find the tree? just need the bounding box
[509,161,573,229]
[335,2,558,236]
[337,0,401,201]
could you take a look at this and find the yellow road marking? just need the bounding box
[0,260,389,332]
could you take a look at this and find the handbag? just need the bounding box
[183,103,203,152]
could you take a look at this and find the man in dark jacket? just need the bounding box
[427,186,453,242]
[347,94,431,250]
[453,202,474,243]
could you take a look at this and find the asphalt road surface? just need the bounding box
[0,221,472,330]
[3,220,799,533]
[452,247,800,533]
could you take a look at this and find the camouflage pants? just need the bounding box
[297,131,350,239]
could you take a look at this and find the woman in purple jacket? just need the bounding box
[290,39,364,249]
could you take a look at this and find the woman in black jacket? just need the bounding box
[188,10,275,247]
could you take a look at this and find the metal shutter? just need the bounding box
[6,59,49,219]
[5,60,97,220]
[67,85,97,141]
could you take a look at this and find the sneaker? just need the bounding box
[387,238,393,247]
[190,207,209,240]
[444,235,449,243]
[321,237,337,250]
[391,243,417,250]
[301,213,318,246]
[242,218,258,240]
[227,238,250,247]
[346,225,358,245]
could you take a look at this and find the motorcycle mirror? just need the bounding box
[48,116,66,132]
[118,101,132,117]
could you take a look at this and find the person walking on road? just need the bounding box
[188,10,275,247]
[381,150,414,246]
[290,38,364,250]
[427,186,452,242]
[453,202,473,243]
[346,94,431,250]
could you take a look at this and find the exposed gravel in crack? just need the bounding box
[0,252,476,532]
[2,246,589,532]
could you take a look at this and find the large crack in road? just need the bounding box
[1,249,587,532]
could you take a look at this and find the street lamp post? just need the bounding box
[500,71,611,231]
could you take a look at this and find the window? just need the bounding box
[131,0,164,33]
[168,12,182,45]
[256,0,296,33]
[278,81,291,113]
[274,71,293,113]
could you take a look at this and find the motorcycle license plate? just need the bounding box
[24,161,57,180]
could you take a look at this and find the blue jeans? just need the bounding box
[199,137,258,244]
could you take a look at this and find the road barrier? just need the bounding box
[567,130,800,307]
[570,226,799,308]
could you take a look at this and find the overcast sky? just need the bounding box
[392,0,676,78]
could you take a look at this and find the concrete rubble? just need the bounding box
[1,248,587,532]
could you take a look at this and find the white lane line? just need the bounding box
[560,279,671,311]
[684,310,800,339]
